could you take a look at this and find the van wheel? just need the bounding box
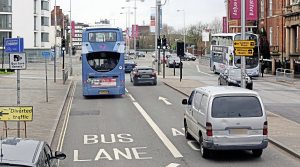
[199,135,210,158]
[184,123,193,140]
[252,149,263,158]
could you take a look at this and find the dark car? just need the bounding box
[182,53,196,61]
[130,66,157,85]
[0,138,66,167]
[125,60,136,73]
[218,67,253,90]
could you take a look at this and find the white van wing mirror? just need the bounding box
[182,99,188,105]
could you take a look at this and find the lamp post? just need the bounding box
[121,6,133,53]
[177,9,186,53]
[126,0,144,54]
[54,0,57,82]
[69,0,73,76]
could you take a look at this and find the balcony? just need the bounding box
[285,3,300,17]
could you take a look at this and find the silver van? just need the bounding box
[182,86,268,158]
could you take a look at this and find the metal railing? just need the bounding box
[276,68,294,83]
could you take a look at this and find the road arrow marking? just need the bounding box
[159,96,172,105]
[166,163,180,167]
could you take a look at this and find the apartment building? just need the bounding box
[0,0,51,60]
[72,22,89,50]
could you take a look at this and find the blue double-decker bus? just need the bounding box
[81,27,125,96]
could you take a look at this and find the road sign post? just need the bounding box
[42,51,51,102]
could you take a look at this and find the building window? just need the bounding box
[41,17,49,26]
[34,0,37,14]
[0,14,12,29]
[0,0,12,12]
[41,0,49,11]
[269,0,272,17]
[34,32,38,47]
[260,0,264,18]
[41,32,49,42]
[269,27,273,46]
[0,31,11,46]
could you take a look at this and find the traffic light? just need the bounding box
[177,41,184,57]
[61,38,66,48]
[157,36,161,49]
[162,36,167,49]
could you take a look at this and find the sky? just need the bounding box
[51,0,226,30]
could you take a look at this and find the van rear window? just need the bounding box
[212,96,263,118]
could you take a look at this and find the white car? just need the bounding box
[167,56,180,68]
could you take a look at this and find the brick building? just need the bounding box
[227,0,300,73]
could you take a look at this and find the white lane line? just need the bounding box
[132,101,183,158]
[166,163,180,167]
[196,65,213,76]
[128,94,136,101]
[57,81,77,151]
[125,88,129,93]
[187,141,200,151]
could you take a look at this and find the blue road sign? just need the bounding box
[42,51,51,58]
[4,38,24,53]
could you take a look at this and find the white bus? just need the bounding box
[210,33,260,77]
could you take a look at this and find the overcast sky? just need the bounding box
[51,0,226,30]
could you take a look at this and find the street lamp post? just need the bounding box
[121,6,133,54]
[177,9,186,53]
[126,0,144,54]
[69,0,73,76]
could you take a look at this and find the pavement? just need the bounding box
[1,54,300,160]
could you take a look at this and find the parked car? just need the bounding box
[182,86,268,158]
[182,52,196,61]
[124,60,137,73]
[0,137,66,166]
[167,56,181,68]
[130,66,157,85]
[218,67,253,90]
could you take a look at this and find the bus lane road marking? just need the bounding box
[128,93,183,158]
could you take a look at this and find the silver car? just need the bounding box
[0,138,66,167]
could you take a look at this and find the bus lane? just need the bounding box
[60,82,181,167]
[126,81,300,167]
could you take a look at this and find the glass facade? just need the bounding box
[41,16,49,26]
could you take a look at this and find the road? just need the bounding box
[60,55,300,167]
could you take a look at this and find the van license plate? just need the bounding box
[99,90,109,94]
[229,129,247,135]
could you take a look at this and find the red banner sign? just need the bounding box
[71,21,75,38]
[246,0,257,20]
[229,0,241,19]
[229,0,257,20]
[223,17,228,33]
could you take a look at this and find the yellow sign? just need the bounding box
[235,48,254,56]
[234,40,255,48]
[0,106,33,121]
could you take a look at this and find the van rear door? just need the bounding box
[209,95,266,145]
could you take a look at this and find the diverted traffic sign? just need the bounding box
[235,48,254,56]
[0,106,33,121]
[4,38,24,53]
[233,40,255,48]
